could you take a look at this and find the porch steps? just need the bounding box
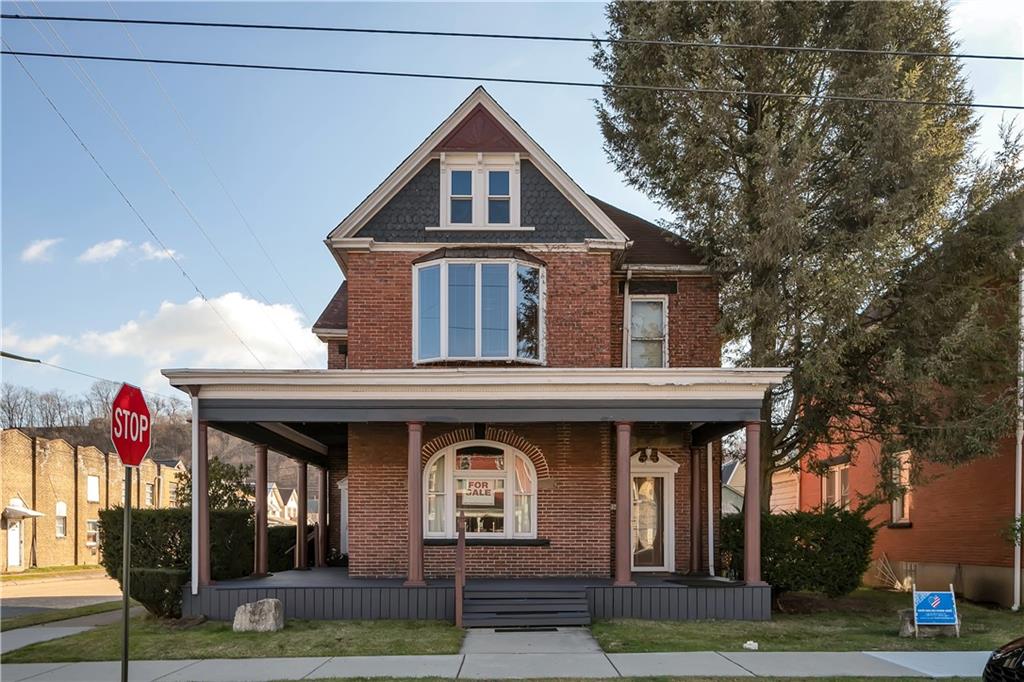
[462,585,591,627]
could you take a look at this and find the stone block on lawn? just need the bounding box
[897,608,959,638]
[233,598,284,632]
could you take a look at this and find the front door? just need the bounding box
[631,475,667,570]
[7,520,22,569]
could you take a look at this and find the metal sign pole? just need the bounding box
[121,466,132,682]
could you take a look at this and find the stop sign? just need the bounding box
[110,383,151,467]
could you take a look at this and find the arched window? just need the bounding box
[423,441,537,539]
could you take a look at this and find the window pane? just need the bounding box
[631,300,664,339]
[451,170,472,196]
[427,494,445,533]
[450,198,472,224]
[840,467,850,507]
[488,199,510,224]
[427,457,446,493]
[488,170,509,196]
[630,340,664,368]
[516,265,541,359]
[456,478,505,534]
[514,494,532,534]
[825,470,837,505]
[481,264,509,356]
[448,263,476,356]
[417,266,441,360]
[456,446,505,471]
[514,456,534,494]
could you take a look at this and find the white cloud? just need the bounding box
[2,327,69,356]
[139,242,180,261]
[78,238,130,263]
[80,292,322,372]
[20,238,61,263]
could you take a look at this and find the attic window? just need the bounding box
[436,153,523,230]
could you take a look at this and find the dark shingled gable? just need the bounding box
[314,281,347,331]
[589,196,703,267]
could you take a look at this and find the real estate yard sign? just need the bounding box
[912,584,960,637]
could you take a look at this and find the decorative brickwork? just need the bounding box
[419,426,550,480]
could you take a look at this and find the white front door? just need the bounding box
[630,449,678,572]
[337,477,349,555]
[7,520,22,568]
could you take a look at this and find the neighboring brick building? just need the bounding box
[798,435,1022,607]
[165,88,787,623]
[1,429,184,572]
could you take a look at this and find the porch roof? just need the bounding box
[164,366,787,432]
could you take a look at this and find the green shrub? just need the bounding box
[268,524,316,572]
[721,507,876,598]
[127,568,190,618]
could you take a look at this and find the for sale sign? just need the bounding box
[462,479,495,506]
[110,384,151,467]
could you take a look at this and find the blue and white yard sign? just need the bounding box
[912,584,960,636]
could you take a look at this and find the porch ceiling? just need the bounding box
[209,421,328,464]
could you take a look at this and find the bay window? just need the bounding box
[414,259,543,362]
[423,442,537,539]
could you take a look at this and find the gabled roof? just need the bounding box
[589,197,703,267]
[313,281,348,333]
[327,87,628,243]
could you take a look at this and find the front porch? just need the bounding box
[183,567,771,623]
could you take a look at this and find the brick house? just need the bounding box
[164,88,788,624]
[1,429,183,572]
[798,434,1022,607]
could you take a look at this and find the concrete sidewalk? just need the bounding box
[0,650,991,681]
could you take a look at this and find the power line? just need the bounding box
[103,0,312,322]
[2,12,1022,63]
[3,49,1021,111]
[1,350,183,403]
[1,38,268,369]
[11,7,312,368]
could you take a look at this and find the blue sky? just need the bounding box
[2,1,1021,396]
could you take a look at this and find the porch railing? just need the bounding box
[455,510,466,627]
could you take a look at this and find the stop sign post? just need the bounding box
[110,384,151,682]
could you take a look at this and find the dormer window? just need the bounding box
[413,254,544,363]
[437,153,522,229]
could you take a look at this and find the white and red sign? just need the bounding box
[110,384,152,467]
[462,479,495,506]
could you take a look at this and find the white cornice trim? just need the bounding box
[617,264,711,274]
[327,88,629,243]
[326,238,626,254]
[163,367,789,402]
[256,422,329,455]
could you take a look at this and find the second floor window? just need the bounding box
[86,475,100,503]
[55,501,67,538]
[823,464,850,508]
[415,259,543,362]
[891,451,912,524]
[628,296,668,368]
[145,483,155,507]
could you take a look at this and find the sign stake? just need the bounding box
[121,466,132,682]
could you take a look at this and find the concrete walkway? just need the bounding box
[0,650,991,681]
[1,607,144,655]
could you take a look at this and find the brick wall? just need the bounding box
[1,429,184,572]
[801,435,1021,569]
[345,422,721,579]
[611,275,721,368]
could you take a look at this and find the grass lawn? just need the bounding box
[275,679,965,682]
[1,616,464,663]
[593,588,1021,653]
[0,565,104,583]
[0,600,122,632]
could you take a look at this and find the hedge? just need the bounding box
[268,524,316,573]
[128,568,190,618]
[721,507,876,598]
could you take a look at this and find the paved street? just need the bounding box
[0,573,121,619]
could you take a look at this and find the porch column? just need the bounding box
[405,421,426,587]
[614,422,635,586]
[690,448,703,574]
[197,421,211,587]
[316,465,328,568]
[254,444,269,576]
[744,421,765,585]
[295,461,308,569]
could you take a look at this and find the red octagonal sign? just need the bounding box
[110,383,152,467]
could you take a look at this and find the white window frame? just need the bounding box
[422,440,538,540]
[823,463,850,509]
[55,501,68,538]
[434,153,526,230]
[891,451,912,523]
[169,482,178,507]
[85,519,99,547]
[145,483,155,507]
[626,294,669,368]
[630,449,679,573]
[86,475,100,503]
[412,258,546,364]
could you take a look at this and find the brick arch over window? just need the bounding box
[420,426,550,479]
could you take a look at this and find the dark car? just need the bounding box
[985,636,1024,681]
